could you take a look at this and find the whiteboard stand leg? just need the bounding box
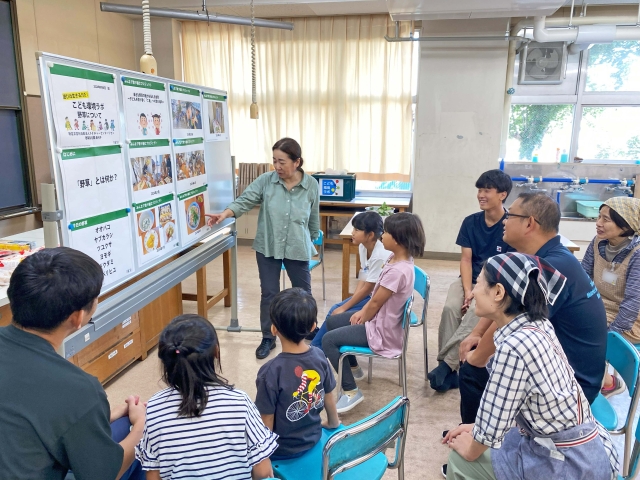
[41,183,61,248]
[227,234,241,332]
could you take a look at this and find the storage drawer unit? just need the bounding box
[82,330,142,384]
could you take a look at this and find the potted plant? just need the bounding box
[365,202,394,221]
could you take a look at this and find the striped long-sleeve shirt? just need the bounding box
[581,235,640,334]
[135,386,278,479]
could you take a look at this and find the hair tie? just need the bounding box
[175,349,180,354]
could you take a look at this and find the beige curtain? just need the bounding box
[182,16,414,175]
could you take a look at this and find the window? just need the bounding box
[507,104,573,162]
[585,41,640,92]
[577,106,640,161]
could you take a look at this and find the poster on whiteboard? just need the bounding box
[177,186,211,245]
[58,145,129,222]
[68,210,135,286]
[202,92,229,142]
[169,84,203,138]
[128,139,175,205]
[173,137,206,194]
[132,194,180,265]
[47,64,120,148]
[122,76,171,140]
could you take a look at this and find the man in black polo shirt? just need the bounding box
[428,169,513,391]
[0,247,146,480]
[458,192,607,423]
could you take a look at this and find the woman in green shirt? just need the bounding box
[207,138,320,359]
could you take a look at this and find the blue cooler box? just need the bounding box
[312,173,357,201]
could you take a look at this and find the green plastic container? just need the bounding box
[312,173,357,201]
[576,200,603,218]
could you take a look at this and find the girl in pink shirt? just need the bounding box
[321,212,426,413]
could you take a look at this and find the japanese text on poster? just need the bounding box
[202,92,229,142]
[68,209,135,286]
[122,77,171,140]
[48,64,120,147]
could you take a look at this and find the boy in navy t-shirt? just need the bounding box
[428,169,513,391]
[255,288,340,459]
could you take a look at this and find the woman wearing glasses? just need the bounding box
[444,252,618,480]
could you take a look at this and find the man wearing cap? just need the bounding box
[582,196,640,397]
[457,192,608,424]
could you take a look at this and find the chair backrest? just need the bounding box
[322,396,410,479]
[401,296,414,332]
[606,331,640,397]
[313,229,324,247]
[412,266,430,326]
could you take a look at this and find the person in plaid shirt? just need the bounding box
[443,253,618,480]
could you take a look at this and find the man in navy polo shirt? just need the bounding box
[428,169,514,391]
[457,192,607,423]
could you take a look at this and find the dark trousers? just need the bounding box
[65,417,143,480]
[459,361,490,424]
[256,252,311,339]
[321,312,369,391]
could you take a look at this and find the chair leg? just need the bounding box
[397,458,405,480]
[401,355,408,398]
[398,359,402,387]
[281,270,285,290]
[368,357,373,383]
[337,354,345,399]
[321,261,325,300]
[423,319,428,380]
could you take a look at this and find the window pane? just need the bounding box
[586,41,640,92]
[0,109,27,210]
[506,104,573,162]
[577,106,640,161]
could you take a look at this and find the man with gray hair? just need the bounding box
[457,192,607,423]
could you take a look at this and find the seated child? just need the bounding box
[136,315,278,479]
[255,288,340,459]
[309,210,391,346]
[322,212,426,413]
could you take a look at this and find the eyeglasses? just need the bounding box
[505,211,541,225]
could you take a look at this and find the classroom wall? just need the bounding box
[412,19,509,256]
[0,0,137,235]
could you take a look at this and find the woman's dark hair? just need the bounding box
[8,247,103,332]
[383,212,426,258]
[600,204,634,237]
[352,211,384,240]
[475,169,513,202]
[272,137,304,171]
[158,315,232,418]
[270,288,317,343]
[482,264,548,322]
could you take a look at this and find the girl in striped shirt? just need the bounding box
[135,315,278,479]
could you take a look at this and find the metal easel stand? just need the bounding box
[40,183,62,247]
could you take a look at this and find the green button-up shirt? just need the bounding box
[227,171,320,261]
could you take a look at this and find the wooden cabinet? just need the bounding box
[236,207,259,239]
[81,330,142,384]
[139,282,182,359]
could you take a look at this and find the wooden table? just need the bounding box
[338,215,581,301]
[321,196,410,247]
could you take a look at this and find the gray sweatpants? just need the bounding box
[321,312,368,392]
[437,278,480,371]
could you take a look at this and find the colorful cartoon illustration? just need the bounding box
[286,367,324,421]
[64,117,71,131]
[110,119,116,131]
[73,119,79,130]
[90,120,96,131]
[98,121,103,131]
[139,113,148,136]
[152,114,161,135]
[82,120,87,130]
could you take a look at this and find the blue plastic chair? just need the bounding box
[272,396,410,480]
[408,265,430,380]
[337,297,413,399]
[281,230,325,299]
[591,332,640,477]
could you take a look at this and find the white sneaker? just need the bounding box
[351,366,365,381]
[336,389,364,413]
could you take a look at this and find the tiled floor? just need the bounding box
[104,245,472,479]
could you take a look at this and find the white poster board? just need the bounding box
[169,84,203,139]
[202,92,229,142]
[122,76,171,140]
[48,64,120,147]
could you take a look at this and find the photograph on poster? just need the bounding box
[207,101,225,135]
[176,149,205,181]
[130,154,173,191]
[171,100,202,130]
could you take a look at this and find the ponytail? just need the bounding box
[158,314,232,417]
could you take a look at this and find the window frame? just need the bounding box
[510,40,640,164]
[0,0,38,220]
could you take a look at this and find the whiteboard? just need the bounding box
[37,53,234,295]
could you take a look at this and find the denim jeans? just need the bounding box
[311,295,370,348]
